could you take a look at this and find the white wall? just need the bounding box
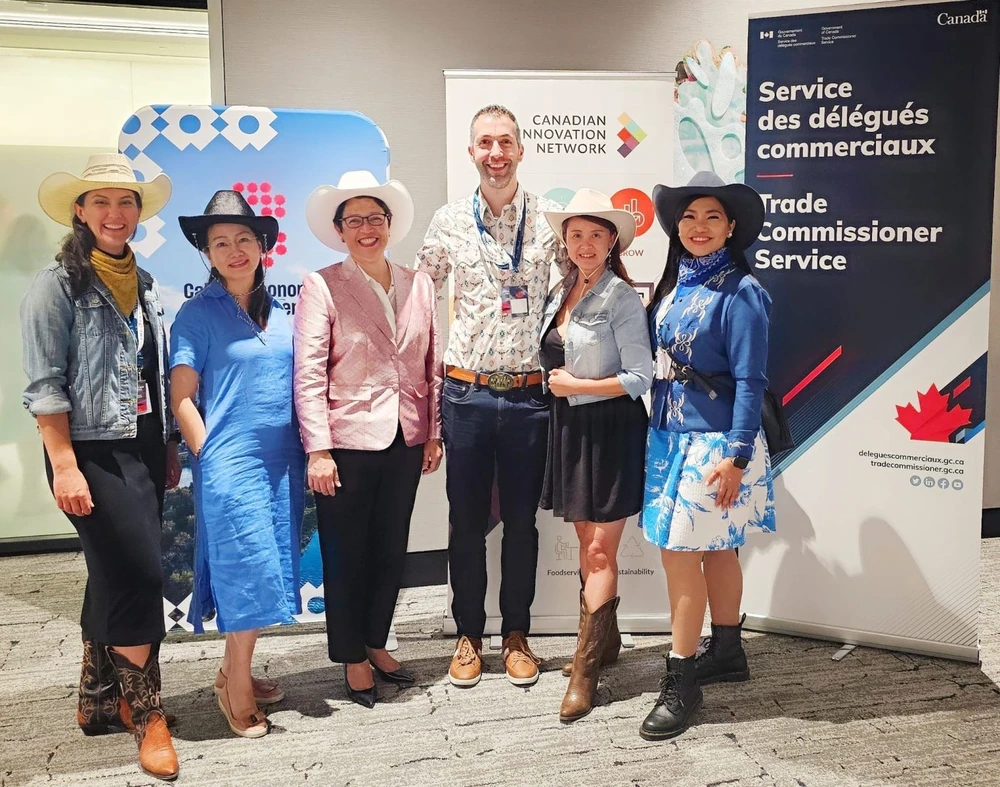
[214,0,998,546]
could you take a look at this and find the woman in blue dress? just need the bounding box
[170,191,304,738]
[638,172,776,742]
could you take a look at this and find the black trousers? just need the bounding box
[315,427,423,664]
[44,415,167,646]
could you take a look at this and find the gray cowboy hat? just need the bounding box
[652,171,765,251]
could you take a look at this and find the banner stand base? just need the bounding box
[743,614,979,664]
[443,614,671,637]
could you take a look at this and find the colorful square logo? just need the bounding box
[617,113,647,157]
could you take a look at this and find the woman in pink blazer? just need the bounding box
[295,171,443,709]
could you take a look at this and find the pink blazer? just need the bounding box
[293,257,443,453]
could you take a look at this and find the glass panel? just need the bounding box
[0,3,209,544]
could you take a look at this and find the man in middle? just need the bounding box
[416,104,568,688]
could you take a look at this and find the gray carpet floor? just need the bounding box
[3,543,1000,787]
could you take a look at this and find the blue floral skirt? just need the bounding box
[640,428,776,551]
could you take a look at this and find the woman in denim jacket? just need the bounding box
[537,189,652,722]
[20,155,180,781]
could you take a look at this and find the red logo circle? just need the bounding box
[611,188,654,237]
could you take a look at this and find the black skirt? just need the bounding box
[45,412,167,646]
[540,392,649,524]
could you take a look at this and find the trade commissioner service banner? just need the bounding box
[743,1,999,661]
[443,71,674,634]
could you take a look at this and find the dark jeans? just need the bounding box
[442,378,550,638]
[315,427,423,664]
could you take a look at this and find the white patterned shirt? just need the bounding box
[415,186,570,372]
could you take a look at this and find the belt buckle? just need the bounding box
[486,371,515,392]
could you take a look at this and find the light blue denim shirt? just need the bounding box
[20,261,172,443]
[539,267,653,406]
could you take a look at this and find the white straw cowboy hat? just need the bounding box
[38,153,172,227]
[306,170,414,253]
[544,188,637,251]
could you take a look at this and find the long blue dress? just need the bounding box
[170,281,304,633]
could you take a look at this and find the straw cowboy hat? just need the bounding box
[652,171,765,251]
[306,170,414,253]
[179,190,279,252]
[38,153,171,227]
[543,188,637,251]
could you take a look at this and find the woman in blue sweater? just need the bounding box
[638,172,776,741]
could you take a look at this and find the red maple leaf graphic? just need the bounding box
[895,384,972,442]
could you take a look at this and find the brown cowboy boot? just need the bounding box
[77,639,128,736]
[109,646,179,781]
[562,590,621,676]
[560,596,619,722]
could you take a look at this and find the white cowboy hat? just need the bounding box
[543,188,637,251]
[38,153,172,227]
[306,170,414,253]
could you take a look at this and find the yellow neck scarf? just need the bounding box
[90,247,138,316]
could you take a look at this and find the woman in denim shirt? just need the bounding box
[537,189,652,723]
[637,172,775,743]
[20,155,180,781]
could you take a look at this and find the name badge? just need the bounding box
[137,382,151,416]
[500,285,529,317]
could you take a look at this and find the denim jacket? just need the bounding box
[539,267,653,406]
[20,261,172,443]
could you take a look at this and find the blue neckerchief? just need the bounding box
[677,247,732,286]
[656,248,734,357]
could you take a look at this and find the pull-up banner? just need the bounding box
[442,71,674,634]
[743,1,999,661]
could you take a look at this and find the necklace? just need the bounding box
[223,276,266,301]
[579,261,606,285]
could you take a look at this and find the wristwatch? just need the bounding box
[731,456,749,470]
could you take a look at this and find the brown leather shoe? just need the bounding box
[562,591,621,676]
[560,596,619,722]
[502,632,541,686]
[449,636,483,687]
[109,647,179,781]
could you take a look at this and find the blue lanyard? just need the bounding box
[127,303,145,369]
[472,189,526,273]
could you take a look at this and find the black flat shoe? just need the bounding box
[372,663,416,685]
[344,663,377,709]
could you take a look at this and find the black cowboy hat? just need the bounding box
[178,190,279,251]
[652,171,765,251]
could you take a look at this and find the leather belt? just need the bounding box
[446,365,544,393]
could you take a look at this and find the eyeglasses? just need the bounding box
[339,213,389,229]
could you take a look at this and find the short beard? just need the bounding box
[477,160,516,191]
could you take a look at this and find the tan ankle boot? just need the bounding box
[562,591,621,676]
[560,596,619,722]
[109,646,179,781]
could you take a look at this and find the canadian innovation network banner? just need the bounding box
[443,71,673,634]
[743,1,999,661]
